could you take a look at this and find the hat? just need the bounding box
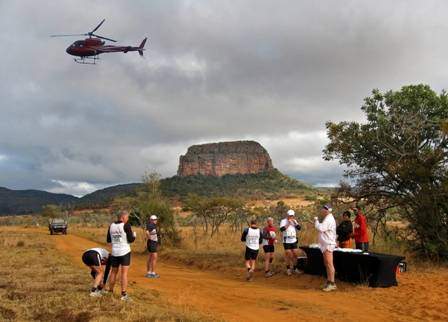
[323,205,332,212]
[150,215,158,220]
[287,209,295,216]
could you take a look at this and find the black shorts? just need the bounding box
[356,242,369,251]
[245,247,259,260]
[147,240,158,253]
[110,252,131,267]
[283,242,298,250]
[263,245,275,253]
[82,250,101,267]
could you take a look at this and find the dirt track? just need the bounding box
[52,231,448,322]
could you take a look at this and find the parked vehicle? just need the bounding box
[49,218,68,235]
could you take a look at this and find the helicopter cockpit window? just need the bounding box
[74,41,84,47]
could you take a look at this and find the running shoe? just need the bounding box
[89,290,102,297]
[322,283,337,292]
[246,270,254,281]
[120,294,131,301]
[286,268,292,276]
[265,271,274,278]
[152,273,160,278]
[293,268,304,275]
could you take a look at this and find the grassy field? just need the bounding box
[0,228,212,322]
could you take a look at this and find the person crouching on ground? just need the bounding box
[262,217,277,278]
[241,219,263,281]
[145,215,160,278]
[336,211,353,248]
[81,247,111,297]
[107,210,136,301]
[314,205,337,292]
[280,209,301,276]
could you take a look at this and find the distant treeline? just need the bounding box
[0,169,312,215]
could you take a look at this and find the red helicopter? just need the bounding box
[51,19,147,64]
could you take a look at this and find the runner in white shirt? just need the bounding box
[241,219,263,281]
[106,210,136,301]
[280,209,302,276]
[314,205,337,292]
[81,247,111,297]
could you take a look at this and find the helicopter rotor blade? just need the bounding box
[92,34,117,42]
[91,19,106,34]
[50,34,86,37]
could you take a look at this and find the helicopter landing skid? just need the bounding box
[74,56,99,64]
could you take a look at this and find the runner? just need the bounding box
[262,217,277,277]
[314,204,337,292]
[145,215,160,278]
[107,210,136,301]
[81,247,111,297]
[241,219,263,281]
[279,209,301,276]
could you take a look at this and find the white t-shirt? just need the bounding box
[280,218,298,244]
[314,214,337,253]
[88,248,109,260]
[109,222,131,257]
[245,227,261,250]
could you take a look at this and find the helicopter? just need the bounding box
[51,19,147,64]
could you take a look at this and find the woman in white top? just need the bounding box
[241,219,263,281]
[314,205,337,292]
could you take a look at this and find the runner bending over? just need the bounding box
[241,219,263,281]
[145,215,160,278]
[280,209,301,276]
[81,247,111,297]
[262,217,277,277]
[107,210,135,301]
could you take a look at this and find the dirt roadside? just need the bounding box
[47,230,448,322]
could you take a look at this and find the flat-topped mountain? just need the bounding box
[178,140,273,177]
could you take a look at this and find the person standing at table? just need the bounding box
[314,205,337,292]
[353,206,369,251]
[336,211,353,248]
[280,209,301,276]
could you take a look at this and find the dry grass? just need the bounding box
[0,228,212,322]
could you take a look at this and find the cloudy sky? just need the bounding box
[1,0,447,196]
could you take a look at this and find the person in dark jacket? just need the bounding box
[336,211,353,248]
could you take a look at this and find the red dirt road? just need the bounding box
[52,232,448,322]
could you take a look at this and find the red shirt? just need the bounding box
[354,212,369,243]
[263,225,276,245]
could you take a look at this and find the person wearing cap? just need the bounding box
[241,219,263,281]
[314,205,337,292]
[280,209,301,276]
[145,215,160,278]
[353,205,369,251]
[262,217,277,277]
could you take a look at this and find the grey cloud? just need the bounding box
[1,1,447,195]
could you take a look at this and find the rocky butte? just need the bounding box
[177,141,274,177]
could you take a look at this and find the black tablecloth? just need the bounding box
[300,246,405,287]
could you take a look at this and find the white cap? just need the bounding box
[150,215,158,220]
[287,209,295,216]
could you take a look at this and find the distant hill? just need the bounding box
[0,187,78,215]
[0,170,312,214]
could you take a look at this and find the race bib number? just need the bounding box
[111,234,122,243]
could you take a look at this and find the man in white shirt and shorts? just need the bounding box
[280,209,301,276]
[314,204,337,292]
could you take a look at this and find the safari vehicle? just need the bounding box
[48,218,68,235]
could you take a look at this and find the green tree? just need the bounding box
[41,204,61,220]
[324,84,448,259]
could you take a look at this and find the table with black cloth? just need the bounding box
[299,246,405,287]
